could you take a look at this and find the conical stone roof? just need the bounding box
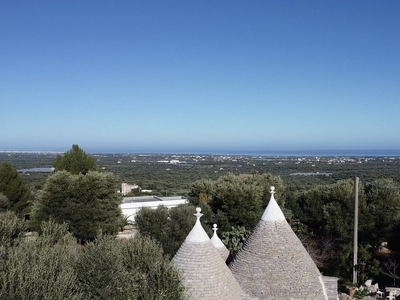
[211,223,230,261]
[229,187,328,300]
[173,208,247,300]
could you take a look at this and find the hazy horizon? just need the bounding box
[1,146,399,157]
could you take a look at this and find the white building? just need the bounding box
[121,183,139,195]
[120,195,188,222]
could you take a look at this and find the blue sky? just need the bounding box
[1,1,399,154]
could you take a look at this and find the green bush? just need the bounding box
[0,220,82,300]
[75,234,137,299]
[135,204,201,257]
[0,210,27,247]
[75,234,185,300]
[1,219,185,300]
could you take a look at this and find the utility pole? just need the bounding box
[353,177,359,285]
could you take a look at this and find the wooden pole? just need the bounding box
[353,177,359,285]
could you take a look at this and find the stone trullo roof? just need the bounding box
[229,187,328,300]
[211,223,230,261]
[172,207,248,300]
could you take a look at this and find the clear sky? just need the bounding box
[1,1,399,154]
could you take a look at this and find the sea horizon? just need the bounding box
[1,148,399,157]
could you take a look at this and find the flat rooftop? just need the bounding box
[122,195,187,204]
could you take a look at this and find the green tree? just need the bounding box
[53,144,97,175]
[0,220,83,300]
[290,179,363,240]
[0,210,27,248]
[134,206,170,251]
[287,179,395,282]
[188,178,215,205]
[0,163,31,216]
[208,173,284,232]
[119,235,185,299]
[75,234,137,299]
[322,180,364,241]
[1,218,184,300]
[75,234,185,300]
[32,171,123,239]
[0,193,9,211]
[135,203,212,257]
[364,178,400,246]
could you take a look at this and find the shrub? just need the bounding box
[0,220,82,300]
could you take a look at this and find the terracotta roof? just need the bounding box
[229,187,328,300]
[173,208,248,300]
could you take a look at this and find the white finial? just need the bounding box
[185,207,209,243]
[211,223,228,258]
[213,224,218,233]
[261,186,286,221]
[194,207,203,219]
[270,186,275,195]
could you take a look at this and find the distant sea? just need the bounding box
[2,148,399,157]
[212,148,400,157]
[93,148,400,157]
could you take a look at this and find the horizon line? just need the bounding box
[1,147,399,157]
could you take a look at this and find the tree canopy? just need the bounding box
[0,218,184,300]
[189,173,285,232]
[287,178,400,285]
[135,204,205,257]
[53,144,98,175]
[31,170,123,239]
[0,163,31,216]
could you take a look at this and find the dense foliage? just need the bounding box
[76,234,184,300]
[287,178,400,287]
[0,163,31,216]
[53,144,98,175]
[0,216,185,300]
[135,204,211,257]
[0,210,27,248]
[31,171,123,239]
[0,218,82,300]
[189,173,285,232]
[0,193,9,211]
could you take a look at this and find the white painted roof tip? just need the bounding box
[211,224,226,249]
[185,207,210,243]
[261,186,286,221]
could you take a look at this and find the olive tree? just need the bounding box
[76,234,185,300]
[0,193,9,211]
[0,220,83,300]
[1,218,185,300]
[0,210,27,247]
